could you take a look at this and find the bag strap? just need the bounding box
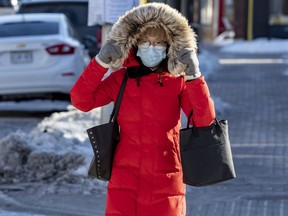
[109,72,128,122]
[186,110,221,132]
[186,111,196,128]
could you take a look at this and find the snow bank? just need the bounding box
[220,38,288,54]
[0,106,108,192]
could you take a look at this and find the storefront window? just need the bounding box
[269,0,288,25]
[225,0,234,24]
[201,0,213,25]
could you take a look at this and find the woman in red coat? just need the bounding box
[70,3,215,216]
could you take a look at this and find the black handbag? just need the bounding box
[180,112,236,187]
[86,73,128,181]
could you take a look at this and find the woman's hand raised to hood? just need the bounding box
[96,40,122,68]
[177,48,202,81]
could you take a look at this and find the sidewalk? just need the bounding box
[1,44,288,216]
[185,44,288,216]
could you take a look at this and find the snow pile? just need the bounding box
[0,133,84,183]
[0,106,108,191]
[0,134,31,182]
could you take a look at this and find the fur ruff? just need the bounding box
[106,3,197,76]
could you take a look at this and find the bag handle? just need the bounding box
[186,110,222,133]
[186,111,195,128]
[109,72,128,122]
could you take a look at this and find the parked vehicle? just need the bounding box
[15,0,101,58]
[0,13,90,100]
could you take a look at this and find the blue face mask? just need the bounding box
[137,45,167,68]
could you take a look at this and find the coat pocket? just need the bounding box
[155,144,181,174]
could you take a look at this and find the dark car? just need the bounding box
[16,0,101,57]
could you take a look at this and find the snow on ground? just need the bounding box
[0,209,44,216]
[199,49,220,78]
[217,38,288,83]
[219,38,288,54]
[0,100,70,112]
[0,191,44,215]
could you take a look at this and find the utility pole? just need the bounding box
[247,0,254,40]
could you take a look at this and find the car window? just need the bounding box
[0,21,59,37]
[18,3,88,26]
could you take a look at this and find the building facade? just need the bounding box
[147,0,288,40]
[234,0,288,39]
[147,0,228,42]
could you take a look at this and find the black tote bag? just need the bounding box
[86,74,128,181]
[180,112,236,187]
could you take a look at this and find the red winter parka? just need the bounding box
[70,3,215,216]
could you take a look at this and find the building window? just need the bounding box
[201,0,213,25]
[269,0,288,25]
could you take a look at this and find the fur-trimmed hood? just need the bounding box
[107,3,197,76]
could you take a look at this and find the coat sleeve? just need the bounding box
[70,58,121,112]
[180,76,215,127]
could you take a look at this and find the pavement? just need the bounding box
[0,43,288,216]
[0,7,14,16]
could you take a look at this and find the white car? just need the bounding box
[0,13,90,100]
